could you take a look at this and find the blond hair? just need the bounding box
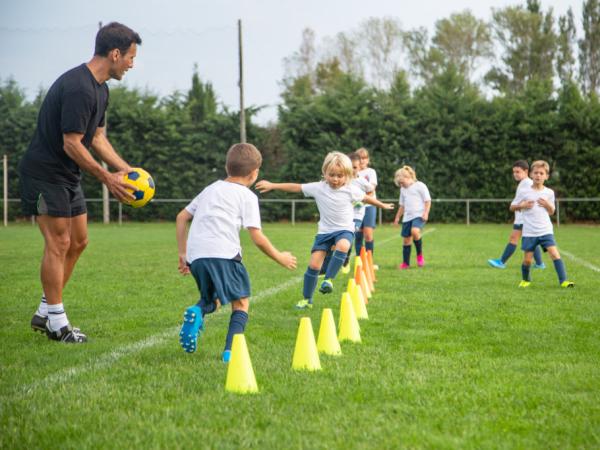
[530,160,550,174]
[356,147,370,158]
[225,143,262,176]
[394,165,417,187]
[322,151,353,185]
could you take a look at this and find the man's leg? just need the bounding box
[62,213,88,288]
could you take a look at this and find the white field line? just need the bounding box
[560,250,600,273]
[377,227,436,246]
[20,275,303,396]
[19,227,438,395]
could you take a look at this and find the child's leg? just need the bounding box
[223,298,249,356]
[412,227,422,254]
[547,246,568,284]
[363,226,374,253]
[500,229,521,263]
[403,236,413,266]
[521,251,534,281]
[533,245,544,266]
[355,228,364,255]
[303,251,327,302]
[324,238,351,280]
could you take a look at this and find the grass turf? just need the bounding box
[1,223,599,449]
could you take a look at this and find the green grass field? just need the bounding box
[1,223,599,449]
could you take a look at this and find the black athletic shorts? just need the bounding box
[20,175,87,217]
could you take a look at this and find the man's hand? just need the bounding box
[255,180,273,194]
[105,170,137,203]
[178,254,190,275]
[278,251,297,270]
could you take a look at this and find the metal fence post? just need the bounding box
[118,202,122,226]
[466,200,470,226]
[556,200,560,227]
[379,207,382,226]
[291,200,295,226]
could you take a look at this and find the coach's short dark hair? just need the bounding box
[348,152,361,162]
[226,143,262,177]
[513,160,529,171]
[95,22,142,56]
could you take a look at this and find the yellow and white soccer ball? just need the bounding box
[122,168,155,208]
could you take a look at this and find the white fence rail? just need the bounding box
[3,197,600,226]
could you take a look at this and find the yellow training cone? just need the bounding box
[338,292,361,343]
[360,267,372,300]
[292,317,322,371]
[349,280,368,320]
[317,308,342,356]
[225,334,258,394]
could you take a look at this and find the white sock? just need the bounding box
[36,294,48,317]
[47,303,69,331]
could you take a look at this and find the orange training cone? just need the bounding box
[360,267,372,300]
[338,292,361,343]
[292,317,322,371]
[317,308,342,356]
[367,250,377,282]
[360,248,375,292]
[225,334,258,394]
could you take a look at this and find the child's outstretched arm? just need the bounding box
[255,180,302,194]
[176,209,193,275]
[364,196,394,210]
[393,205,404,225]
[422,201,431,221]
[247,227,297,270]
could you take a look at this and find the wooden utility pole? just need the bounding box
[238,19,246,143]
[3,154,7,227]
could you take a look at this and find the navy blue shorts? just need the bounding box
[521,234,556,252]
[401,217,426,237]
[20,176,87,217]
[360,205,377,229]
[311,230,354,253]
[189,258,251,314]
[513,223,524,231]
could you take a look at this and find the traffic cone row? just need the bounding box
[225,249,379,394]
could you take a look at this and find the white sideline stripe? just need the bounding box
[561,250,600,273]
[20,275,303,395]
[377,227,436,245]
[19,228,435,395]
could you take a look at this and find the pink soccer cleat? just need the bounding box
[417,255,425,267]
[398,263,410,270]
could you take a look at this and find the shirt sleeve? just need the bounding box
[301,182,321,198]
[369,169,378,187]
[184,195,199,215]
[548,189,556,208]
[242,193,262,229]
[60,84,95,135]
[398,189,404,206]
[360,178,372,193]
[511,190,525,206]
[419,182,431,202]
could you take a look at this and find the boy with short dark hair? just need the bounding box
[510,160,574,288]
[175,143,297,362]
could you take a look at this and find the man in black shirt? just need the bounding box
[19,22,142,343]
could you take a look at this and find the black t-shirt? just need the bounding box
[19,64,109,185]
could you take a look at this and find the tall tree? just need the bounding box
[187,64,217,123]
[486,0,557,94]
[557,8,577,85]
[579,0,600,94]
[283,28,317,83]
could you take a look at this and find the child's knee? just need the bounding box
[363,227,374,240]
[523,252,534,264]
[335,239,351,253]
[547,246,560,260]
[411,228,421,240]
[403,236,412,245]
[231,298,249,312]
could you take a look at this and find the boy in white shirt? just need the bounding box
[256,151,393,309]
[175,143,297,362]
[488,160,545,269]
[393,166,431,269]
[510,160,574,288]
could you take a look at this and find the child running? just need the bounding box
[488,160,545,269]
[510,160,574,288]
[175,143,297,362]
[393,165,431,269]
[355,147,378,259]
[256,151,393,309]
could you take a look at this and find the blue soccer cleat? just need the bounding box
[487,258,506,269]
[179,305,203,353]
[222,350,231,363]
[319,279,334,294]
[533,263,546,269]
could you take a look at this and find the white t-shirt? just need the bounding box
[399,181,431,222]
[511,185,555,237]
[359,168,378,199]
[513,177,533,225]
[184,180,261,262]
[351,177,373,221]
[302,181,366,234]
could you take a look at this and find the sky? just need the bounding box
[0,0,581,125]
